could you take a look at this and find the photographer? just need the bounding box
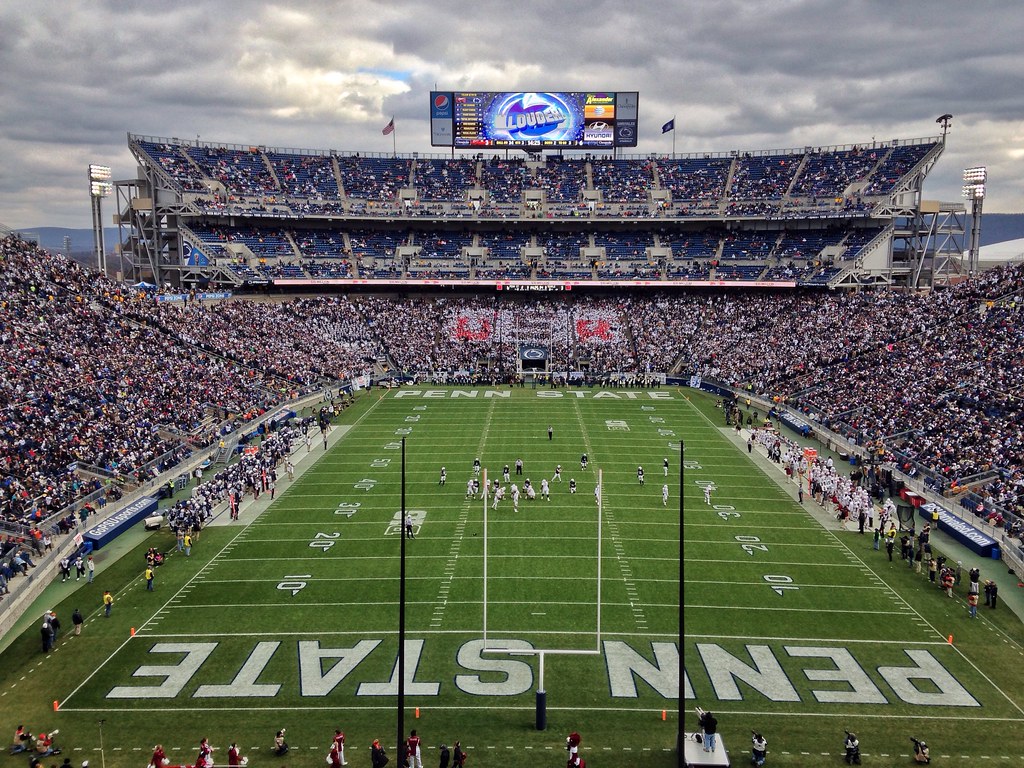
[751,731,767,766]
[843,731,860,765]
[273,729,288,757]
[911,737,930,764]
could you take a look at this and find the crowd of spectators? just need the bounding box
[0,237,323,527]
[591,159,654,203]
[789,147,879,199]
[178,221,885,288]
[9,226,1024,532]
[133,137,941,230]
[186,146,277,197]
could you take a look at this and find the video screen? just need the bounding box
[431,91,634,149]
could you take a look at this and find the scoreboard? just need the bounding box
[430,91,638,149]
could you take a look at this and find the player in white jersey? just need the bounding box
[637,466,645,485]
[704,484,712,505]
[466,479,475,499]
[491,485,505,509]
[525,479,536,500]
[511,484,520,510]
[662,484,669,506]
[594,483,601,505]
[541,478,550,500]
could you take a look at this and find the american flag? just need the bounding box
[381,118,395,136]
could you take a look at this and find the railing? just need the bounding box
[128,132,943,164]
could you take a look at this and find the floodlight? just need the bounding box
[962,166,987,273]
[962,166,987,183]
[88,163,113,272]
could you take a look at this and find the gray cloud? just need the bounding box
[2,0,1021,228]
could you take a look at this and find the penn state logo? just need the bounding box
[434,94,450,110]
[523,347,546,360]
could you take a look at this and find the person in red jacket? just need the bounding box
[332,730,348,766]
[327,740,342,768]
[566,731,584,767]
[406,730,422,768]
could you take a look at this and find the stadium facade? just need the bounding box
[115,129,969,291]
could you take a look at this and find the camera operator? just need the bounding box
[911,736,930,764]
[751,731,767,766]
[696,708,718,753]
[843,731,860,765]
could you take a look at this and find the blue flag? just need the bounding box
[661,118,675,134]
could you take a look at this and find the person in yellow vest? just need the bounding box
[184,533,192,557]
[145,565,155,591]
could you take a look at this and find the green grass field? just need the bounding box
[3,386,1023,768]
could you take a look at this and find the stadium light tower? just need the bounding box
[962,166,987,274]
[89,164,113,274]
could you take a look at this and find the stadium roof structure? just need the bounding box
[114,131,970,291]
[980,237,1024,266]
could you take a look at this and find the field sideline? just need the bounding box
[2,385,1022,768]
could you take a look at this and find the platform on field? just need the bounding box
[683,733,731,767]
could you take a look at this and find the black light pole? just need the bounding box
[397,438,407,768]
[677,439,685,767]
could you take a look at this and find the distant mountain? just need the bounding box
[979,214,1024,246]
[14,226,120,255]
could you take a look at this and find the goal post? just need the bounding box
[481,468,605,729]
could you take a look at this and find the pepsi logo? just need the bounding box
[434,94,450,110]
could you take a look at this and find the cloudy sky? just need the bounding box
[1,0,1021,229]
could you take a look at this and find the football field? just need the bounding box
[5,385,1024,767]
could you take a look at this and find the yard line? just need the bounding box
[684,579,889,590]
[131,629,679,639]
[191,573,616,586]
[683,539,842,548]
[687,633,952,644]
[682,523,833,531]
[154,598,659,611]
[686,558,865,567]
[572,395,643,633]
[683,603,919,615]
[49,700,1024,726]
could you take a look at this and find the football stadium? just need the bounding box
[2,94,1024,768]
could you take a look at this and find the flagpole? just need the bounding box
[392,122,397,158]
[672,115,676,158]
